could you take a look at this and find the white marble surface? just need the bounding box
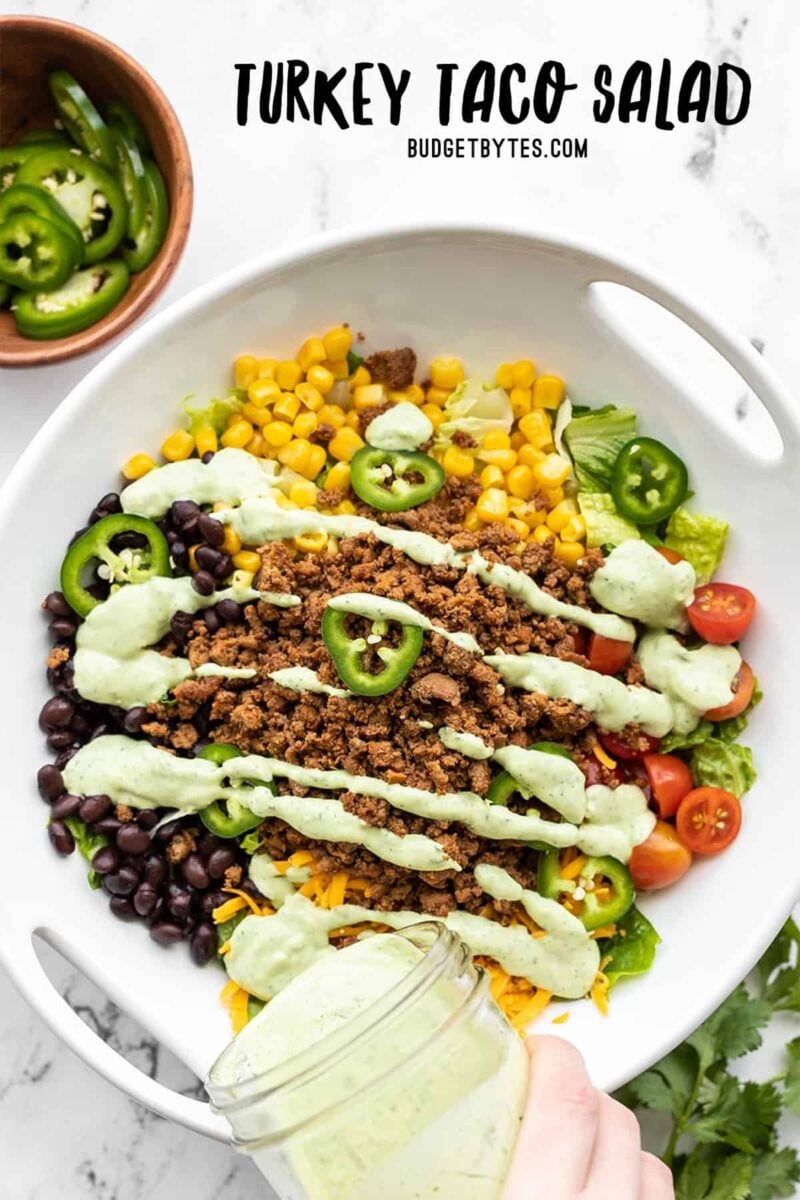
[1,0,799,1195]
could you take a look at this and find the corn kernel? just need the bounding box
[510,431,526,451]
[533,375,566,410]
[533,524,555,546]
[277,439,312,474]
[506,517,529,540]
[288,480,319,508]
[464,508,483,532]
[294,382,324,413]
[222,527,241,556]
[555,540,585,566]
[482,429,511,452]
[294,531,328,554]
[161,429,195,461]
[516,503,547,528]
[248,378,280,407]
[476,487,510,523]
[329,428,365,462]
[245,433,266,457]
[546,499,579,533]
[221,420,255,449]
[481,449,517,472]
[543,486,565,507]
[241,402,272,427]
[273,393,301,422]
[233,550,261,574]
[350,365,371,389]
[276,361,303,391]
[560,515,587,543]
[306,365,335,395]
[480,464,505,490]
[122,452,156,481]
[324,359,349,380]
[262,421,294,448]
[507,464,536,500]
[293,411,319,439]
[533,453,572,489]
[234,354,258,389]
[231,568,254,589]
[194,426,218,457]
[334,500,356,515]
[345,410,361,431]
[512,359,537,388]
[420,403,444,429]
[405,384,425,406]
[442,446,475,478]
[518,443,547,468]
[188,545,201,572]
[388,389,411,405]
[257,358,278,379]
[317,403,346,430]
[321,463,350,492]
[519,410,554,448]
[495,362,515,390]
[323,326,353,360]
[429,355,464,391]
[510,387,532,420]
[297,338,326,373]
[426,386,451,407]
[353,383,386,411]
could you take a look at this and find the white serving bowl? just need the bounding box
[1,224,798,1141]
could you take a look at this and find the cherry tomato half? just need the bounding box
[643,753,694,819]
[656,546,684,565]
[588,634,633,676]
[599,730,662,762]
[686,582,756,645]
[629,820,693,890]
[572,628,590,657]
[676,786,742,855]
[705,661,755,722]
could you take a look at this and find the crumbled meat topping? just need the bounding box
[364,347,417,390]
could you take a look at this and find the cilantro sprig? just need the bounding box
[620,919,800,1199]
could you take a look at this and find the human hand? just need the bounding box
[502,1036,674,1199]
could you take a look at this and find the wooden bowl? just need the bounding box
[0,15,193,367]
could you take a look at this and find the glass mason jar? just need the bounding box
[206,923,528,1200]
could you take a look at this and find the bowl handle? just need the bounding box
[8,928,230,1143]
[586,263,799,466]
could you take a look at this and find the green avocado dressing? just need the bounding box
[120,447,280,517]
[638,630,741,734]
[327,592,482,654]
[590,539,696,628]
[365,401,434,451]
[268,666,350,697]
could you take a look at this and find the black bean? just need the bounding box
[240,877,262,899]
[201,451,215,464]
[43,591,72,618]
[109,896,137,921]
[109,530,147,550]
[216,599,242,624]
[50,793,82,819]
[136,810,160,831]
[92,815,122,836]
[48,820,75,855]
[171,499,200,528]
[195,544,222,573]
[89,492,122,523]
[150,922,185,946]
[79,794,111,823]
[144,855,168,887]
[167,889,193,923]
[91,845,120,875]
[192,570,215,596]
[54,747,78,770]
[190,923,218,965]
[170,611,193,642]
[103,867,139,897]
[197,513,225,546]
[207,847,236,880]
[47,730,75,751]
[212,554,234,580]
[199,889,227,916]
[89,723,110,741]
[122,706,148,734]
[40,697,75,730]
[37,764,64,802]
[154,819,183,844]
[133,882,158,917]
[170,539,188,564]
[118,854,145,876]
[50,618,78,639]
[182,853,210,890]
[197,832,223,857]
[116,824,152,855]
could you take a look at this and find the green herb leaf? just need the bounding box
[664,508,729,585]
[346,349,363,373]
[600,906,661,986]
[690,741,757,799]
[625,1042,697,1118]
[240,829,263,855]
[688,984,771,1067]
[563,404,637,493]
[749,1148,800,1200]
[782,1039,800,1115]
[690,1075,781,1153]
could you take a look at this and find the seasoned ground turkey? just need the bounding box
[139,493,622,917]
[363,347,417,390]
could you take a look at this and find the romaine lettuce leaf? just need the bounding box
[563,405,637,493]
[690,742,757,798]
[578,493,640,549]
[435,379,513,447]
[63,816,109,890]
[183,392,244,436]
[602,906,661,986]
[664,508,729,585]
